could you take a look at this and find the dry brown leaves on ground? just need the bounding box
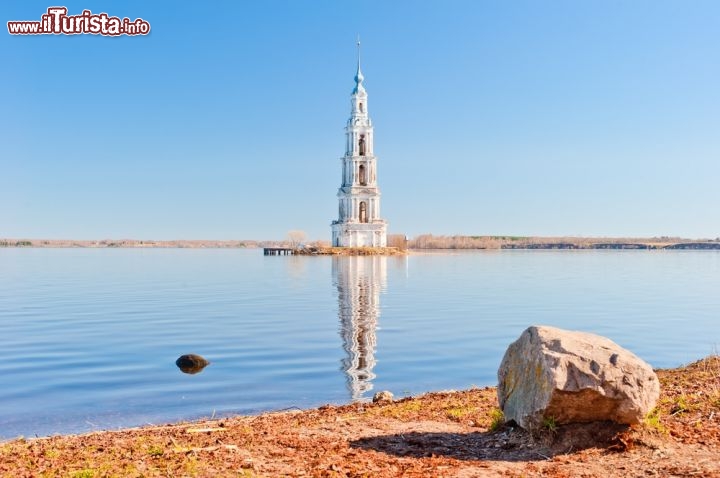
[2,356,720,477]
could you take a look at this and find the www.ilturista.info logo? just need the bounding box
[7,7,150,36]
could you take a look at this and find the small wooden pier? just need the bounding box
[263,247,295,256]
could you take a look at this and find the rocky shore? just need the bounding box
[1,356,718,477]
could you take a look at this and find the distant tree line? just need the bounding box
[0,240,33,247]
[387,234,409,250]
[407,234,720,250]
[409,235,512,249]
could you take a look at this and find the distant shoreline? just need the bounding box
[0,239,260,249]
[2,236,720,250]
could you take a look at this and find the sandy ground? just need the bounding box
[1,356,719,477]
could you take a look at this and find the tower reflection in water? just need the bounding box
[333,256,387,401]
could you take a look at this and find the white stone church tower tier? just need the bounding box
[331,44,387,247]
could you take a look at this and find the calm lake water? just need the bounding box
[1,248,719,439]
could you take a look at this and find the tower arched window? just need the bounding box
[359,201,368,223]
[359,102,364,113]
[358,164,367,186]
[359,135,366,156]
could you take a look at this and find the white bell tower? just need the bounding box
[331,40,387,247]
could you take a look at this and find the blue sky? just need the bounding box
[1,1,718,240]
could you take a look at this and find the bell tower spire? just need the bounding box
[354,36,364,94]
[331,40,388,248]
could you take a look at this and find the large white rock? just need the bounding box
[497,326,660,431]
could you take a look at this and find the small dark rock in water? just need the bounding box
[176,354,210,374]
